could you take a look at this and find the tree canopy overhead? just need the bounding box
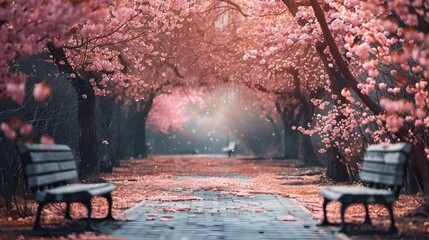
[2,0,429,212]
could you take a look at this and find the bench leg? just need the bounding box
[363,203,371,224]
[65,202,72,220]
[33,203,44,231]
[83,200,96,231]
[105,193,114,220]
[339,203,349,232]
[386,203,397,234]
[319,198,331,226]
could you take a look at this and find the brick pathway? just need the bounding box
[96,190,341,239]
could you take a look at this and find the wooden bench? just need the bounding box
[18,144,117,231]
[222,141,237,157]
[318,142,412,234]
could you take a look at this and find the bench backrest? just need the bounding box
[227,141,236,150]
[18,144,78,191]
[360,142,412,191]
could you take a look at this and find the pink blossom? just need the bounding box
[1,123,16,140]
[286,39,294,46]
[354,42,370,59]
[381,141,391,149]
[415,119,423,127]
[417,80,427,89]
[425,147,429,160]
[416,108,426,118]
[405,116,414,122]
[424,117,429,127]
[279,215,296,221]
[341,88,351,98]
[412,65,423,73]
[378,83,387,90]
[40,134,55,145]
[6,82,25,104]
[415,91,427,106]
[33,82,52,102]
[19,123,32,136]
[380,99,412,113]
[406,85,416,94]
[385,115,404,133]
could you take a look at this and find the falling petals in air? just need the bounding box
[279,215,296,221]
[0,122,17,140]
[40,134,55,145]
[19,123,33,136]
[33,82,52,102]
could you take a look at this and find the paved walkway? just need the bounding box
[96,190,341,239]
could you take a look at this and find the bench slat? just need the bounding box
[19,144,71,152]
[24,151,75,163]
[364,152,407,164]
[35,183,117,203]
[361,162,404,176]
[27,170,78,188]
[359,171,404,186]
[25,160,77,175]
[319,186,395,202]
[366,142,412,152]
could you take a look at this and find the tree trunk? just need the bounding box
[133,117,147,158]
[325,146,350,182]
[131,92,155,158]
[47,43,101,181]
[298,134,322,166]
[97,97,116,173]
[77,93,100,180]
[110,102,125,167]
[408,144,429,215]
[282,110,299,159]
[298,103,323,166]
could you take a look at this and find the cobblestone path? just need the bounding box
[96,190,340,240]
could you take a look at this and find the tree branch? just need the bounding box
[309,0,383,114]
[47,42,92,96]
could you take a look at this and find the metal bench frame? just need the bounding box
[222,141,237,157]
[19,144,116,232]
[318,142,412,234]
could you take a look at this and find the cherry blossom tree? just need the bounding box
[42,0,198,179]
[250,0,429,209]
[0,0,111,104]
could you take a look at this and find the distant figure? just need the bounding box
[222,141,237,157]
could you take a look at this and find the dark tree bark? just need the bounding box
[77,92,100,179]
[282,115,299,159]
[131,92,156,158]
[110,102,126,166]
[276,102,299,159]
[298,102,324,167]
[407,143,429,215]
[325,146,350,182]
[133,116,148,158]
[47,43,100,181]
[97,97,117,173]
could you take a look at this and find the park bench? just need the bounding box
[18,144,116,232]
[222,141,237,157]
[318,142,412,234]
